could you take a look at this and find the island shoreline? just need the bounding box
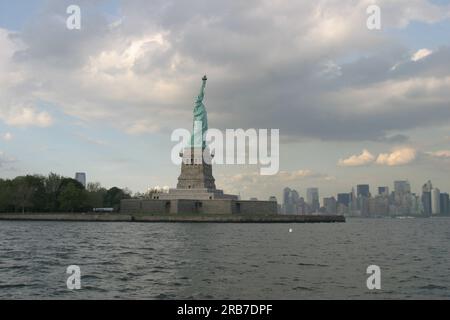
[0,213,345,223]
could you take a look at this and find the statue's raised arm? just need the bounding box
[196,75,207,103]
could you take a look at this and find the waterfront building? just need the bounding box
[422,180,433,192]
[323,197,337,214]
[422,180,433,215]
[422,192,432,215]
[378,186,389,196]
[357,184,370,198]
[394,180,411,194]
[282,187,294,214]
[296,197,307,214]
[410,194,422,215]
[440,193,449,215]
[337,203,349,216]
[359,196,370,216]
[306,188,320,213]
[337,193,351,207]
[431,188,441,215]
[393,180,412,215]
[282,188,307,214]
[368,196,389,217]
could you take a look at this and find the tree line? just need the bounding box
[0,173,132,213]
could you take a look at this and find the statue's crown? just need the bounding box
[202,75,208,81]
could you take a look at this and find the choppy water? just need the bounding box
[0,218,449,299]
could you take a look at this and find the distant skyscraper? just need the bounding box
[369,195,389,217]
[422,180,433,215]
[323,197,337,214]
[337,193,351,207]
[357,184,370,198]
[306,188,320,213]
[291,189,300,204]
[422,180,433,192]
[422,192,432,215]
[75,172,86,188]
[269,195,280,213]
[282,188,302,214]
[393,180,412,215]
[296,197,306,214]
[440,193,449,215]
[282,187,295,214]
[431,188,441,215]
[378,186,389,196]
[394,180,411,194]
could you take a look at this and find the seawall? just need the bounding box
[0,213,345,223]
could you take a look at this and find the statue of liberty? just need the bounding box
[190,75,208,149]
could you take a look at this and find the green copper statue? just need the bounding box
[191,75,209,148]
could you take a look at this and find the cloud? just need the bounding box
[1,0,450,143]
[426,150,450,158]
[376,147,417,166]
[125,120,163,135]
[339,147,449,167]
[74,133,108,146]
[0,29,53,128]
[0,106,53,128]
[222,169,334,185]
[411,48,433,62]
[1,132,13,141]
[338,149,375,167]
[277,169,334,182]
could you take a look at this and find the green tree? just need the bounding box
[58,180,88,212]
[44,173,63,212]
[11,175,45,213]
[0,173,135,213]
[86,182,107,209]
[104,187,131,211]
[0,179,14,212]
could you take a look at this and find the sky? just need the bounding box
[0,0,450,201]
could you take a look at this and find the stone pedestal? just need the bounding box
[153,147,238,201]
[177,147,216,190]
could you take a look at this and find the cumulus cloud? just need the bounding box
[376,147,417,166]
[338,147,450,167]
[0,29,53,128]
[1,0,450,143]
[0,106,53,128]
[224,169,332,185]
[338,149,375,167]
[426,150,450,158]
[411,48,433,62]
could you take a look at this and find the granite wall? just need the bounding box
[120,199,277,215]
